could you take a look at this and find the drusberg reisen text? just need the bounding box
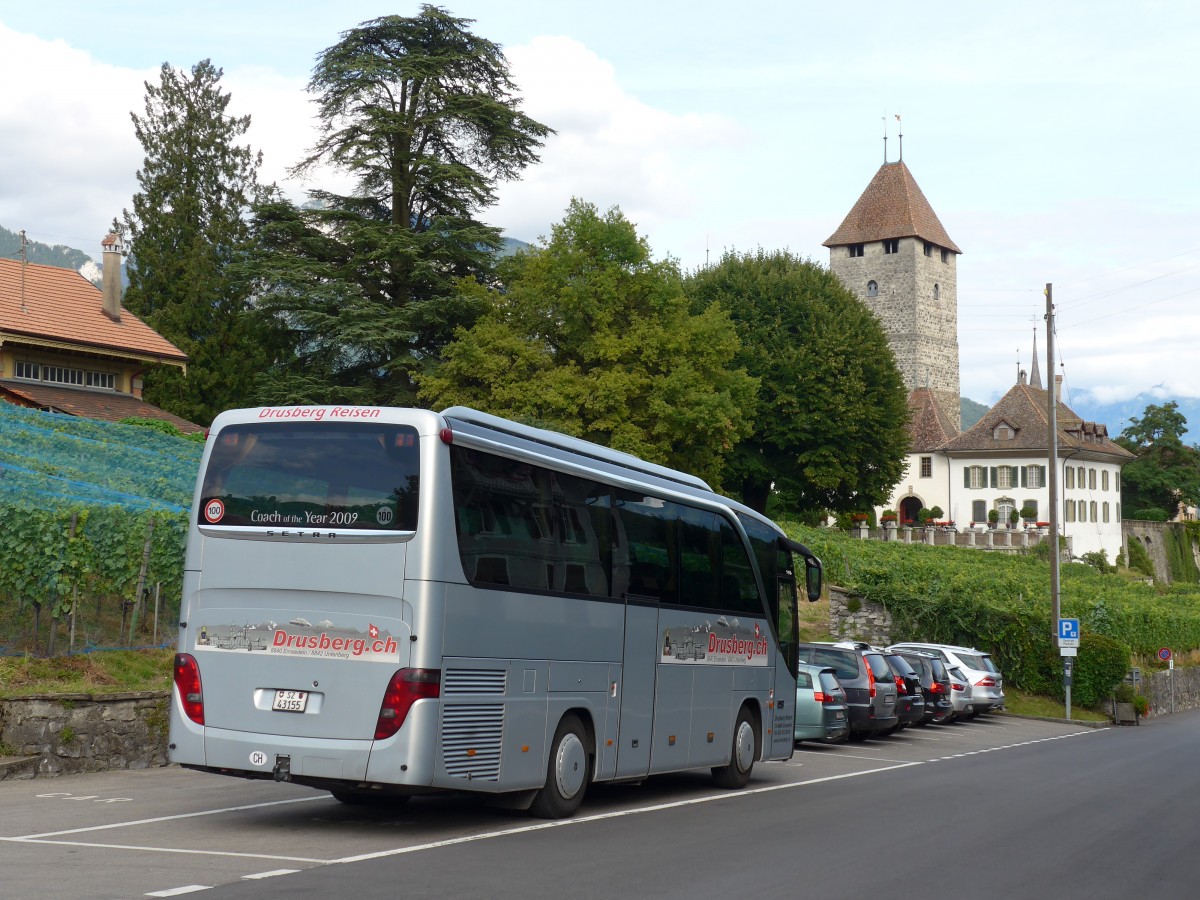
[258,406,383,422]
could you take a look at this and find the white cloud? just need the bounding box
[492,36,742,250]
[0,24,150,247]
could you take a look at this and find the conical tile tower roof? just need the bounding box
[823,160,961,253]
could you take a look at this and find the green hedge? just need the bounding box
[787,523,1200,702]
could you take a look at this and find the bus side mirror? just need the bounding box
[804,556,823,603]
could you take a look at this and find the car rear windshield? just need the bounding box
[818,671,843,694]
[930,659,949,680]
[955,652,990,671]
[810,648,860,681]
[886,654,916,676]
[198,422,421,531]
[865,653,893,681]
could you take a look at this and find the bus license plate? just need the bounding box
[272,690,308,713]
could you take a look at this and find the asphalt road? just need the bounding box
[3,710,1196,899]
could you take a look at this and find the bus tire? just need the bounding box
[712,705,757,790]
[529,713,589,819]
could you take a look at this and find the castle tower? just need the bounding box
[824,159,962,428]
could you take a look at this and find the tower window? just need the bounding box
[867,280,878,298]
[848,243,864,258]
[941,249,950,263]
[933,283,940,301]
[923,242,934,257]
[883,238,899,254]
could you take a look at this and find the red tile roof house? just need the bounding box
[0,235,201,434]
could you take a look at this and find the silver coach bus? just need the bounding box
[169,405,822,818]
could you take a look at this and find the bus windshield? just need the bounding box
[197,421,420,531]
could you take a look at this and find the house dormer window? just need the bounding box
[883,238,899,254]
[867,280,879,297]
[993,423,1015,440]
[848,243,864,258]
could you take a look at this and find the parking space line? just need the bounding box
[0,836,329,863]
[9,795,327,840]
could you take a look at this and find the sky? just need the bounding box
[2,1,1198,436]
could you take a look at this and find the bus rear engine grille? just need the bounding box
[441,703,504,780]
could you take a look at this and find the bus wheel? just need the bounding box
[712,705,757,789]
[530,714,589,819]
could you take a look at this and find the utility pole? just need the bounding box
[1046,284,1071,717]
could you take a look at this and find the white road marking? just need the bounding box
[0,837,326,863]
[243,869,301,879]
[9,795,326,840]
[146,887,211,897]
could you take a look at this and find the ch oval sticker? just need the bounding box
[249,750,268,767]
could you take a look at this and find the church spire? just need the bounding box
[1030,329,1042,389]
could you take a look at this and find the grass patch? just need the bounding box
[0,649,173,698]
[1003,688,1110,723]
[798,596,832,642]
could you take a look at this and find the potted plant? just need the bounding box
[881,509,898,524]
[1113,683,1144,725]
[1009,509,1020,528]
[987,509,1000,529]
[1020,505,1037,527]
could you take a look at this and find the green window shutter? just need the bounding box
[1021,466,1028,488]
[964,468,971,488]
[990,467,998,488]
[1040,465,1047,484]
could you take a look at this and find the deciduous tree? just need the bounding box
[1116,401,1200,518]
[418,200,758,488]
[685,249,909,516]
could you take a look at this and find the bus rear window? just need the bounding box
[198,422,420,531]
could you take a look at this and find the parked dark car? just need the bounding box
[894,649,954,724]
[794,663,850,744]
[797,642,898,739]
[883,652,926,731]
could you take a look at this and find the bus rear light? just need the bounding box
[173,653,204,725]
[375,668,440,740]
[440,427,454,444]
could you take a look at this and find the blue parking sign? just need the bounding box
[1058,618,1080,641]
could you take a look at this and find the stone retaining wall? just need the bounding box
[829,584,893,647]
[0,691,169,781]
[1139,667,1200,718]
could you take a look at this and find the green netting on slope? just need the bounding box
[0,402,203,512]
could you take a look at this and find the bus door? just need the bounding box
[615,593,659,778]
